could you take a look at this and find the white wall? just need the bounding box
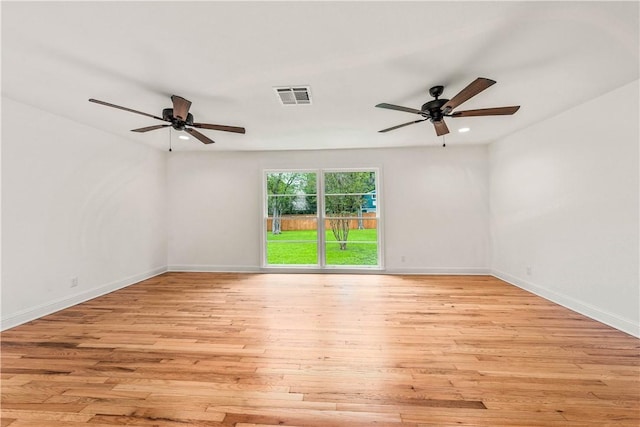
[1,97,168,329]
[167,146,490,273]
[489,80,639,336]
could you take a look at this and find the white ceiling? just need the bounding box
[2,1,638,152]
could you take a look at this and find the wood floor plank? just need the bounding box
[2,272,638,426]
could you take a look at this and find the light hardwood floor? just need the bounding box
[1,273,638,426]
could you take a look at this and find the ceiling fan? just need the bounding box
[375,77,520,136]
[89,95,246,144]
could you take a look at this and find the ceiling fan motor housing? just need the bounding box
[163,108,194,130]
[421,98,448,121]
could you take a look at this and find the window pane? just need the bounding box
[324,171,376,217]
[324,219,377,266]
[266,242,318,265]
[326,242,378,266]
[267,195,317,217]
[266,219,318,239]
[265,171,318,266]
[324,171,376,194]
[324,194,364,217]
[265,218,318,264]
[323,171,378,267]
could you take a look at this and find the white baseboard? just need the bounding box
[168,264,261,273]
[491,269,639,338]
[169,265,491,275]
[1,266,168,331]
[169,265,385,274]
[385,267,491,275]
[260,267,385,274]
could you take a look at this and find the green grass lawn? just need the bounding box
[266,229,378,266]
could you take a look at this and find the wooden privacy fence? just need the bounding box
[267,213,377,231]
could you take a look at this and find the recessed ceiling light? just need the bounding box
[458,127,470,133]
[178,135,190,140]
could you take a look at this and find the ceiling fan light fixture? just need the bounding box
[178,135,190,140]
[458,127,470,133]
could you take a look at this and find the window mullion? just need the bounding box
[318,169,326,268]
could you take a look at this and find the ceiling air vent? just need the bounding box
[274,86,312,105]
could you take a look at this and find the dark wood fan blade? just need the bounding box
[171,95,192,121]
[451,106,520,117]
[433,120,450,136]
[185,128,214,144]
[89,98,166,121]
[441,78,496,112]
[192,123,246,134]
[131,124,171,133]
[379,119,426,133]
[375,103,423,115]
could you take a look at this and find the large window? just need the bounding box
[264,169,380,269]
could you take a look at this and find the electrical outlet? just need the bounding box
[70,277,78,288]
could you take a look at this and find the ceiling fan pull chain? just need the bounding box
[442,135,446,148]
[169,128,172,152]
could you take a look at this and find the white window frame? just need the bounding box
[261,168,383,271]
